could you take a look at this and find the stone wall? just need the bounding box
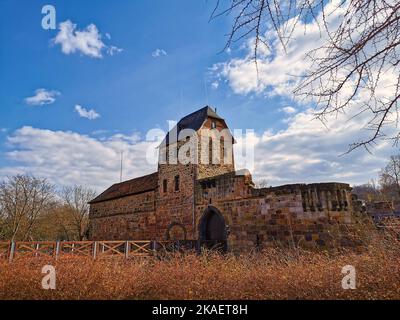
[197,117,235,179]
[156,161,196,240]
[89,190,157,240]
[194,171,355,252]
[89,168,357,252]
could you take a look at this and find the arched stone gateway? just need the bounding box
[199,206,228,252]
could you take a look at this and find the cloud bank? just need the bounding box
[0,118,393,192]
[0,127,158,191]
[211,0,397,185]
[234,108,392,186]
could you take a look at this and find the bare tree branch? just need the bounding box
[213,0,400,152]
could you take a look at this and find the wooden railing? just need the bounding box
[0,240,227,262]
[0,240,153,262]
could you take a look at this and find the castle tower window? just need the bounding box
[185,136,191,158]
[211,121,216,129]
[209,137,213,164]
[174,175,180,191]
[163,179,167,193]
[221,138,225,162]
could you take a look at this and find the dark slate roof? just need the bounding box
[89,172,158,204]
[160,106,224,146]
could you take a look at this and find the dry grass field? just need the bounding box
[0,234,399,300]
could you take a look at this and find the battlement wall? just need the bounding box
[194,172,356,251]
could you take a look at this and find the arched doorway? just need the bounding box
[199,206,227,252]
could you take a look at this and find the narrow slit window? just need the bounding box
[163,179,167,193]
[221,138,225,161]
[209,137,213,164]
[174,175,180,191]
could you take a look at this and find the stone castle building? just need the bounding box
[89,106,357,251]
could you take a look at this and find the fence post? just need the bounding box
[35,243,40,257]
[93,241,97,260]
[55,242,60,260]
[196,239,201,255]
[8,242,15,263]
[125,241,129,259]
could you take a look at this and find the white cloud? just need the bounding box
[107,45,123,56]
[212,1,348,97]
[234,107,393,186]
[52,20,122,58]
[211,81,219,90]
[151,48,167,58]
[214,1,398,105]
[74,105,100,120]
[24,88,60,106]
[0,127,158,191]
[213,0,399,174]
[280,106,296,114]
[0,111,393,193]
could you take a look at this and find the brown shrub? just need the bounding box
[0,236,399,300]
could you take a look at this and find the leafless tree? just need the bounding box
[379,155,400,198]
[0,175,54,241]
[61,185,96,241]
[211,0,400,152]
[211,0,325,63]
[353,180,383,202]
[255,178,269,188]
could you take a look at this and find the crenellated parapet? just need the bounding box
[256,182,353,212]
[194,172,358,251]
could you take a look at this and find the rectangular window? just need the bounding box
[174,175,180,191]
[211,121,216,129]
[163,179,167,193]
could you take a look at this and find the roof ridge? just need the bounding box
[89,171,158,204]
[160,106,224,147]
[114,171,158,186]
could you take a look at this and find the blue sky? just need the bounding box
[0,0,395,190]
[0,0,282,133]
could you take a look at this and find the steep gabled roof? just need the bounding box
[160,106,224,146]
[89,172,158,204]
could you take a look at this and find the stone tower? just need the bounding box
[155,106,235,239]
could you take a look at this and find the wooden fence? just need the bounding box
[0,240,153,262]
[0,240,227,262]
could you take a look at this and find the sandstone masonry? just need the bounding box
[89,106,359,252]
